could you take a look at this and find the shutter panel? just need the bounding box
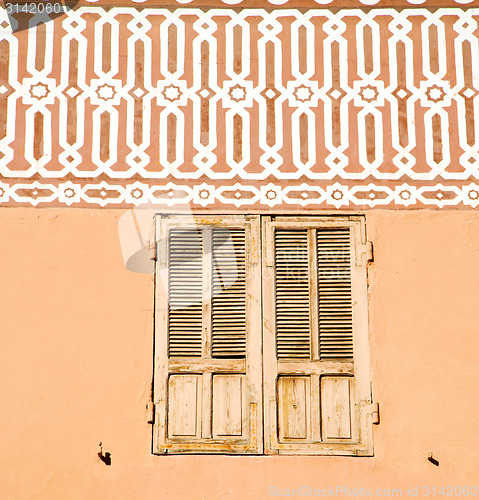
[275,230,311,359]
[263,217,373,456]
[168,229,203,357]
[317,228,354,360]
[212,229,246,358]
[154,216,263,454]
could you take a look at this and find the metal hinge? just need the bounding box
[365,402,380,424]
[149,241,157,262]
[146,401,155,424]
[357,241,374,267]
[366,241,374,263]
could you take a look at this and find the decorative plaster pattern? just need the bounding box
[1,7,479,207]
[65,0,479,7]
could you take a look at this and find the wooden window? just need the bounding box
[153,215,262,454]
[262,216,374,455]
[153,215,374,455]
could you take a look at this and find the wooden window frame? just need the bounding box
[153,215,263,454]
[152,214,375,456]
[262,215,374,456]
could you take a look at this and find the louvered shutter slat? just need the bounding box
[275,230,311,359]
[318,228,353,360]
[211,229,246,358]
[168,229,203,357]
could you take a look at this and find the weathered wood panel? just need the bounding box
[321,377,352,440]
[213,375,243,437]
[168,375,201,437]
[278,377,309,440]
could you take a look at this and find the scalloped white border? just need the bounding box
[81,0,475,3]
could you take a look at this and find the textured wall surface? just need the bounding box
[2,8,479,208]
[0,208,478,499]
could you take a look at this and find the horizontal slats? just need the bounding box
[212,229,246,358]
[318,228,353,360]
[275,230,311,359]
[168,229,203,357]
[166,223,354,362]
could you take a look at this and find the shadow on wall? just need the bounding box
[98,443,111,466]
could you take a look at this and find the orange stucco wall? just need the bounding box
[0,208,478,499]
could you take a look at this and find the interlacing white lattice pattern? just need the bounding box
[1,7,479,207]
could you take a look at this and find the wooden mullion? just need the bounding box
[264,217,274,268]
[201,372,213,438]
[245,216,263,453]
[154,217,170,453]
[169,358,246,373]
[270,220,353,230]
[350,220,372,447]
[276,360,354,376]
[310,374,321,442]
[262,217,278,454]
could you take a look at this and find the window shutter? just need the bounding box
[263,216,374,456]
[154,216,263,454]
[168,229,203,357]
[317,228,354,360]
[275,230,311,359]
[211,229,246,358]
